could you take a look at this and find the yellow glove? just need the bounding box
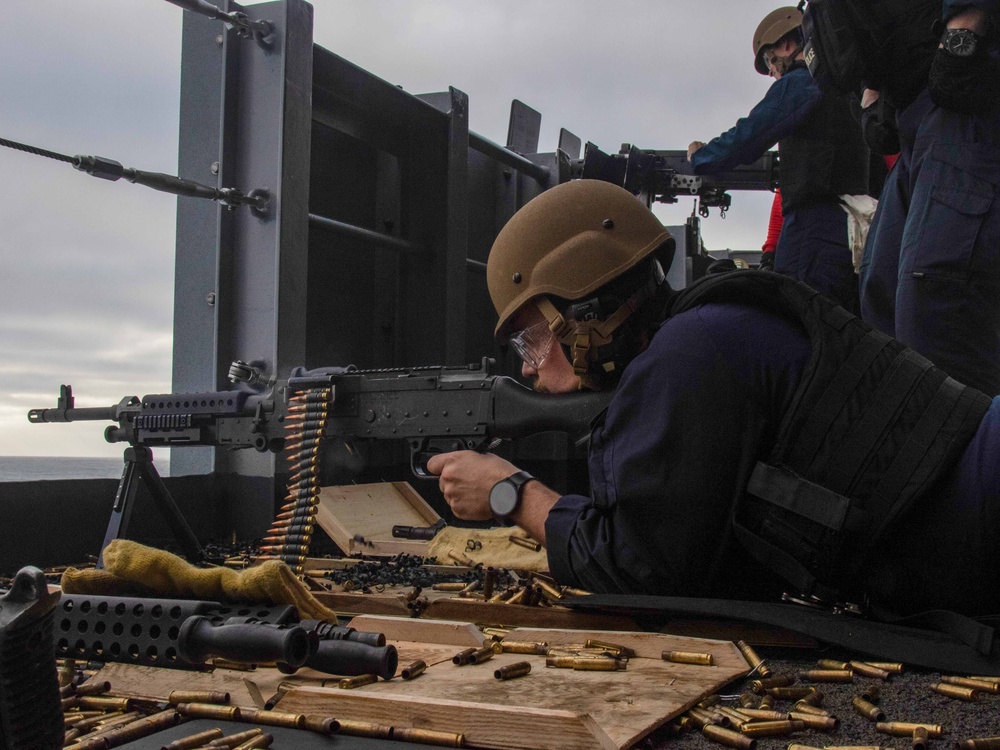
[61,540,338,621]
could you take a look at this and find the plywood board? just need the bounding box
[279,617,751,750]
[315,481,440,556]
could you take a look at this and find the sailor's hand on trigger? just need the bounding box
[687,141,706,161]
[426,451,518,521]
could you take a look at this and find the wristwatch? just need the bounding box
[488,470,535,523]
[941,28,982,57]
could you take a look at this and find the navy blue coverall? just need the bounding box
[691,66,862,313]
[859,0,1000,396]
[544,302,1000,615]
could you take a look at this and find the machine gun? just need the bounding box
[577,142,779,218]
[28,358,613,562]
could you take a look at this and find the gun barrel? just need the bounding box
[27,405,116,424]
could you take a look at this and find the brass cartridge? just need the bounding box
[336,720,393,739]
[852,696,885,722]
[860,683,881,703]
[800,669,854,683]
[459,580,480,595]
[586,639,636,658]
[232,735,273,750]
[765,687,816,701]
[391,727,466,747]
[876,722,944,739]
[941,675,1000,694]
[932,682,980,702]
[740,708,791,721]
[699,694,722,709]
[401,659,427,680]
[500,640,548,655]
[737,640,771,678]
[913,726,929,750]
[63,729,80,745]
[239,708,306,729]
[535,578,564,602]
[956,738,1000,750]
[546,655,625,671]
[75,681,112,697]
[787,746,825,750]
[339,674,379,689]
[176,703,242,722]
[563,587,592,597]
[863,662,904,673]
[482,567,496,599]
[468,645,496,664]
[88,709,181,747]
[168,690,230,706]
[447,551,475,567]
[482,627,511,639]
[495,661,532,680]
[702,723,757,750]
[736,692,756,708]
[452,647,478,665]
[505,587,529,605]
[850,661,892,680]
[663,650,714,666]
[301,716,339,735]
[432,582,467,591]
[163,728,226,749]
[818,659,850,670]
[72,710,131,732]
[739,719,806,738]
[758,694,775,710]
[717,707,754,725]
[789,712,839,731]
[751,675,794,694]
[207,728,267,748]
[509,535,542,552]
[792,701,830,716]
[689,707,729,728]
[76,695,134,712]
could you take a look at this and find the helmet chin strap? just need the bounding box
[534,280,656,390]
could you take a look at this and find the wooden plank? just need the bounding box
[315,482,440,556]
[346,615,486,647]
[280,688,617,750]
[89,662,278,709]
[277,619,750,750]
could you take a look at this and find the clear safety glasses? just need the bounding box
[508,319,555,369]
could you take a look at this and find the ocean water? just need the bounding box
[0,456,170,482]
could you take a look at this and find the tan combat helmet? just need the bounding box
[487,179,672,387]
[753,6,804,75]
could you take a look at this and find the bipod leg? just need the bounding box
[136,451,205,563]
[97,447,143,568]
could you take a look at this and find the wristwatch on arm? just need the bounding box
[489,470,535,524]
[940,27,983,57]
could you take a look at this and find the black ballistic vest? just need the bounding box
[667,270,992,601]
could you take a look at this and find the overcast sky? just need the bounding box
[0,0,784,459]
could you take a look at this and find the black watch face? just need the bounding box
[490,480,520,518]
[944,29,978,56]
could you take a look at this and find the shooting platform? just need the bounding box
[90,617,749,750]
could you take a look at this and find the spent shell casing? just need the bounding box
[206,728,265,747]
[739,719,806,738]
[482,567,496,599]
[93,709,181,746]
[792,702,831,717]
[702,723,757,750]
[339,674,379,689]
[468,645,496,664]
[663,650,714,666]
[505,587,529,605]
[850,661,892,680]
[913,726,930,750]
[818,659,850,670]
[788,746,825,750]
[956,738,1000,750]
[501,640,549,655]
[758,694,775,710]
[495,661,532,680]
[77,695,134,712]
[737,692,756,708]
[737,640,771,678]
[852,696,885,722]
[698,694,721,709]
[932,682,980,701]
[167,690,229,706]
[765,687,816,700]
[452,647,478,666]
[301,716,340,735]
[432,582,467,591]
[586,639,636,658]
[74,681,112,696]
[233,734,274,750]
[740,708,791,721]
[447,551,475,567]
[799,688,824,706]
[789,712,839,731]
[535,578,564,602]
[863,661,904,673]
[689,707,729,728]
[401,660,426,680]
[239,708,306,729]
[752,675,794,694]
[508,534,542,552]
[860,683,881,703]
[175,703,242,722]
[336,720,393,739]
[876,722,944,739]
[163,727,225,749]
[390,728,465,747]
[941,675,1000,694]
[800,669,854,683]
[717,707,755,725]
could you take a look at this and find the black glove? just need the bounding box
[860,98,901,156]
[928,47,993,114]
[758,252,775,271]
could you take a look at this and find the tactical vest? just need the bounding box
[667,270,992,602]
[779,65,869,212]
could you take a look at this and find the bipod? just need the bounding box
[98,446,205,567]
